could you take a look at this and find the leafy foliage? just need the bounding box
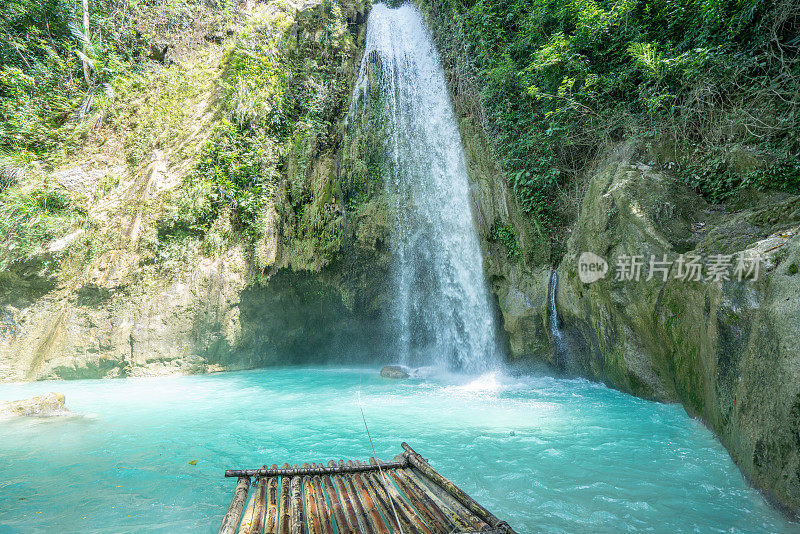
[490,224,522,260]
[178,1,360,267]
[0,0,237,161]
[422,0,800,221]
[342,74,393,213]
[183,120,278,234]
[0,0,148,158]
[0,175,84,269]
[0,0,240,271]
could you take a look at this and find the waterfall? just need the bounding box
[351,3,500,373]
[548,270,567,370]
[548,270,563,344]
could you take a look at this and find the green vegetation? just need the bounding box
[3,0,797,275]
[170,1,362,269]
[172,7,293,239]
[0,0,143,161]
[490,223,522,260]
[105,57,221,169]
[0,0,237,271]
[180,119,275,234]
[0,0,237,161]
[0,173,84,269]
[421,0,800,229]
[342,64,393,213]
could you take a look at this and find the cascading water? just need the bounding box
[548,270,567,370]
[351,3,499,373]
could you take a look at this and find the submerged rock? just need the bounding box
[380,365,410,379]
[0,392,72,418]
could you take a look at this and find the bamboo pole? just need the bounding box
[354,461,400,532]
[290,464,305,534]
[364,460,416,533]
[302,463,322,534]
[402,469,476,531]
[346,460,389,534]
[389,468,452,533]
[219,476,251,534]
[402,443,514,532]
[265,465,279,534]
[310,464,334,534]
[334,460,369,534]
[323,460,352,533]
[278,464,291,534]
[226,461,406,478]
[369,458,434,534]
[364,471,418,533]
[240,469,264,534]
[243,466,269,534]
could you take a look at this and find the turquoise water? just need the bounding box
[0,367,797,533]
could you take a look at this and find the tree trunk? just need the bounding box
[82,0,90,85]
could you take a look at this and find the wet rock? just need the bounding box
[380,365,410,379]
[0,392,72,418]
[495,268,551,362]
[554,142,800,512]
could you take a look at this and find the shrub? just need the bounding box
[175,1,359,266]
[0,175,84,268]
[490,224,522,260]
[421,0,800,226]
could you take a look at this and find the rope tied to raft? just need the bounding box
[358,388,404,534]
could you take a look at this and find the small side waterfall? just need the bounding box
[351,3,500,373]
[548,271,563,344]
[548,270,568,371]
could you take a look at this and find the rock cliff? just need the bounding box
[553,143,800,513]
[1,0,554,381]
[0,0,389,380]
[414,0,800,514]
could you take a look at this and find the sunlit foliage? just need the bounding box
[424,0,800,224]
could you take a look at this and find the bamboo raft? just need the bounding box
[219,442,516,534]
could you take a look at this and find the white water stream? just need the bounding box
[352,3,500,372]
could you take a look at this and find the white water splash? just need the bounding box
[353,3,500,373]
[455,372,504,394]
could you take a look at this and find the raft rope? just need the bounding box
[358,387,404,534]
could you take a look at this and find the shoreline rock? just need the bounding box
[0,392,73,418]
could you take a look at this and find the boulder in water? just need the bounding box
[0,392,72,418]
[380,365,410,379]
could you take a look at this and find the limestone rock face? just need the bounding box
[554,144,800,513]
[493,267,551,363]
[0,392,70,418]
[0,0,382,382]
